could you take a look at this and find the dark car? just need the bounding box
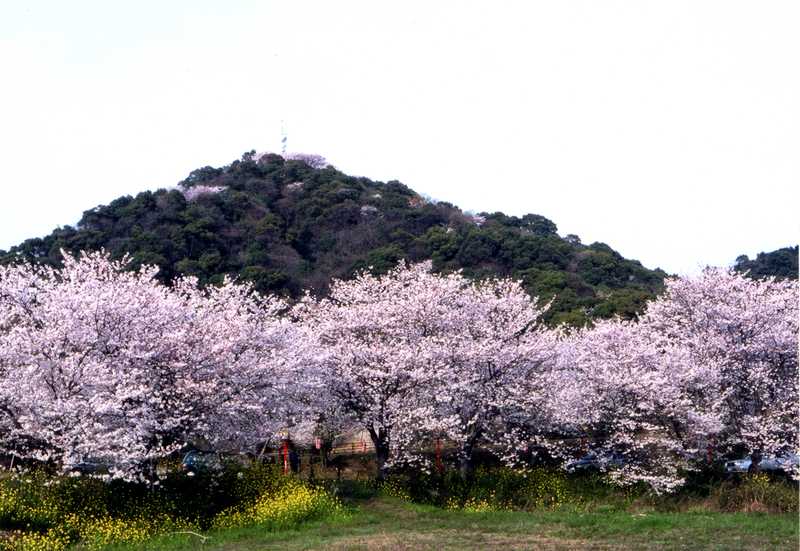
[181,450,225,475]
[565,451,626,472]
[69,458,110,476]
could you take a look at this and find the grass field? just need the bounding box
[107,497,799,551]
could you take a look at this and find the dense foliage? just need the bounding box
[734,246,798,280]
[0,152,666,326]
[379,467,798,514]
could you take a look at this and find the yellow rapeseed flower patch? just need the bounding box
[378,479,412,501]
[0,468,344,550]
[1,530,69,551]
[214,478,345,530]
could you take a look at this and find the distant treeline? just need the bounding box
[734,246,798,280]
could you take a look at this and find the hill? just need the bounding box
[0,152,667,326]
[733,246,798,280]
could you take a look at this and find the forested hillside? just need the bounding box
[0,152,667,326]
[734,246,798,280]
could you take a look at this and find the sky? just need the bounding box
[0,1,797,274]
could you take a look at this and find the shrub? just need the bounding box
[376,466,651,513]
[381,467,572,511]
[711,474,799,513]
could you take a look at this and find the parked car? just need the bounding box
[565,451,626,472]
[724,453,799,474]
[181,451,224,475]
[69,458,110,475]
[181,450,252,475]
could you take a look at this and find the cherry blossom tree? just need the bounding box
[554,320,721,493]
[178,184,226,201]
[294,262,452,480]
[424,278,559,478]
[0,250,306,479]
[641,268,798,473]
[556,269,798,492]
[296,261,561,479]
[284,152,329,169]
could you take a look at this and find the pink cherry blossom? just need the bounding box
[0,250,305,480]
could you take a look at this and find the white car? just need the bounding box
[724,453,799,473]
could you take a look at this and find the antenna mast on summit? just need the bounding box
[280,120,288,156]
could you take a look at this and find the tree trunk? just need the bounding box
[375,442,390,481]
[748,449,763,473]
[459,441,475,480]
[368,427,390,481]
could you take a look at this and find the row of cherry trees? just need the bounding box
[0,251,796,491]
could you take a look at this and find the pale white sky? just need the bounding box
[0,1,797,274]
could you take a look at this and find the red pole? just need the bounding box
[283,440,289,475]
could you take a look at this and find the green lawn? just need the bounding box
[105,497,799,551]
